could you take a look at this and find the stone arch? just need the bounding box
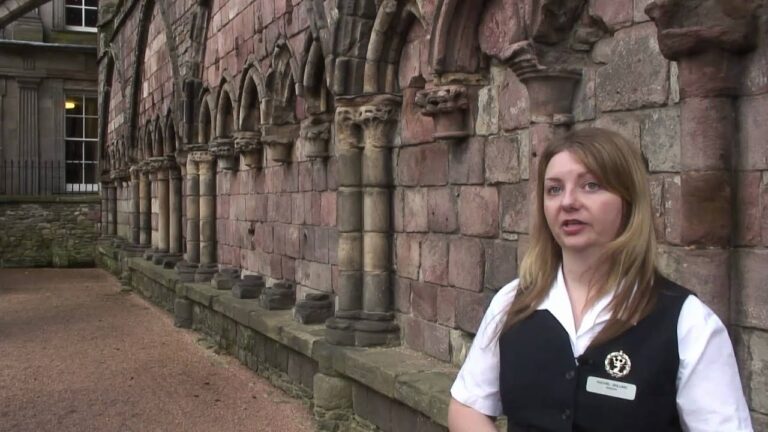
[126,0,159,157]
[153,116,165,157]
[197,89,215,144]
[238,62,267,131]
[164,110,177,155]
[265,40,299,125]
[214,77,237,139]
[363,0,423,94]
[143,123,154,160]
[430,0,488,74]
[301,37,332,115]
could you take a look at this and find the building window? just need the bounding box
[65,95,99,192]
[65,0,98,31]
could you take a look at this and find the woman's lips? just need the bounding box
[561,219,586,235]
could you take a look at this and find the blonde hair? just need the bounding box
[502,127,657,347]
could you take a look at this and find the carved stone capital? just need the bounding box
[646,0,758,60]
[415,85,470,141]
[188,151,215,164]
[355,97,400,149]
[233,130,264,168]
[209,137,236,170]
[262,123,299,162]
[334,107,360,150]
[300,115,332,159]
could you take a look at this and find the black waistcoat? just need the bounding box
[499,276,691,432]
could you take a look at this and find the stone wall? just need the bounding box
[0,195,100,267]
[98,0,768,427]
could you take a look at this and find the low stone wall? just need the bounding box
[96,243,455,432]
[0,195,101,268]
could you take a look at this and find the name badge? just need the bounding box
[586,376,636,401]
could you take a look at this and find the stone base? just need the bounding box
[152,252,171,266]
[212,268,241,290]
[232,275,265,299]
[326,317,400,347]
[161,254,183,269]
[195,263,218,283]
[175,261,199,282]
[294,294,334,325]
[259,281,296,310]
[143,249,157,261]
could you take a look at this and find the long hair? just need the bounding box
[501,127,658,347]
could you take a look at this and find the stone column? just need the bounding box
[18,79,40,194]
[647,1,758,322]
[149,169,159,254]
[155,160,170,265]
[139,166,151,247]
[130,167,141,246]
[169,165,183,256]
[100,184,109,237]
[107,183,117,237]
[177,155,200,278]
[194,151,217,282]
[326,96,400,347]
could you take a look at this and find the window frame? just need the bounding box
[64,94,100,193]
[63,0,99,33]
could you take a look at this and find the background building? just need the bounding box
[87,0,768,430]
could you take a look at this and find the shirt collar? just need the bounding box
[538,266,615,338]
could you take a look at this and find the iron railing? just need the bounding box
[0,159,100,195]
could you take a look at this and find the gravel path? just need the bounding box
[0,268,316,432]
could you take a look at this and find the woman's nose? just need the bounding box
[560,187,580,210]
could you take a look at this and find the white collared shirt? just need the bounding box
[451,268,753,432]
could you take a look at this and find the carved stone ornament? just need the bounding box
[261,123,300,163]
[645,0,758,60]
[110,168,131,181]
[499,41,581,119]
[354,97,400,149]
[415,85,470,140]
[188,150,215,163]
[233,130,263,168]
[209,137,236,170]
[300,115,332,159]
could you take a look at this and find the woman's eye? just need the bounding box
[584,181,601,192]
[546,185,562,195]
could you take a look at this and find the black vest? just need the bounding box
[499,276,691,432]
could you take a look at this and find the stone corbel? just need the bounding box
[300,114,332,159]
[233,130,263,168]
[209,137,236,170]
[415,85,470,142]
[499,41,581,124]
[188,150,215,164]
[261,123,300,163]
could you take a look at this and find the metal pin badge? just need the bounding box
[604,350,631,378]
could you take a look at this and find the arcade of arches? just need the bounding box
[96,0,768,430]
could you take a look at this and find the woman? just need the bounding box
[448,128,752,431]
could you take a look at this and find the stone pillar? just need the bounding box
[18,79,40,194]
[184,156,200,264]
[194,151,217,282]
[149,169,159,253]
[130,167,141,246]
[326,96,400,347]
[139,167,151,247]
[100,184,109,237]
[107,183,117,237]
[646,1,758,322]
[169,165,183,255]
[156,163,170,253]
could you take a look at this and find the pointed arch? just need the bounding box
[364,0,423,94]
[153,116,165,157]
[197,89,215,144]
[265,40,299,125]
[301,37,332,115]
[215,76,237,138]
[165,110,177,155]
[238,61,267,131]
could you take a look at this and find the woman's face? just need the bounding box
[543,150,625,258]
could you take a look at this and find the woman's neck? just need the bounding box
[561,250,608,331]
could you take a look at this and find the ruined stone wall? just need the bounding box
[0,197,100,267]
[99,0,768,427]
[116,181,131,238]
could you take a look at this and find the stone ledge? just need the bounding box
[0,194,100,204]
[108,246,457,428]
